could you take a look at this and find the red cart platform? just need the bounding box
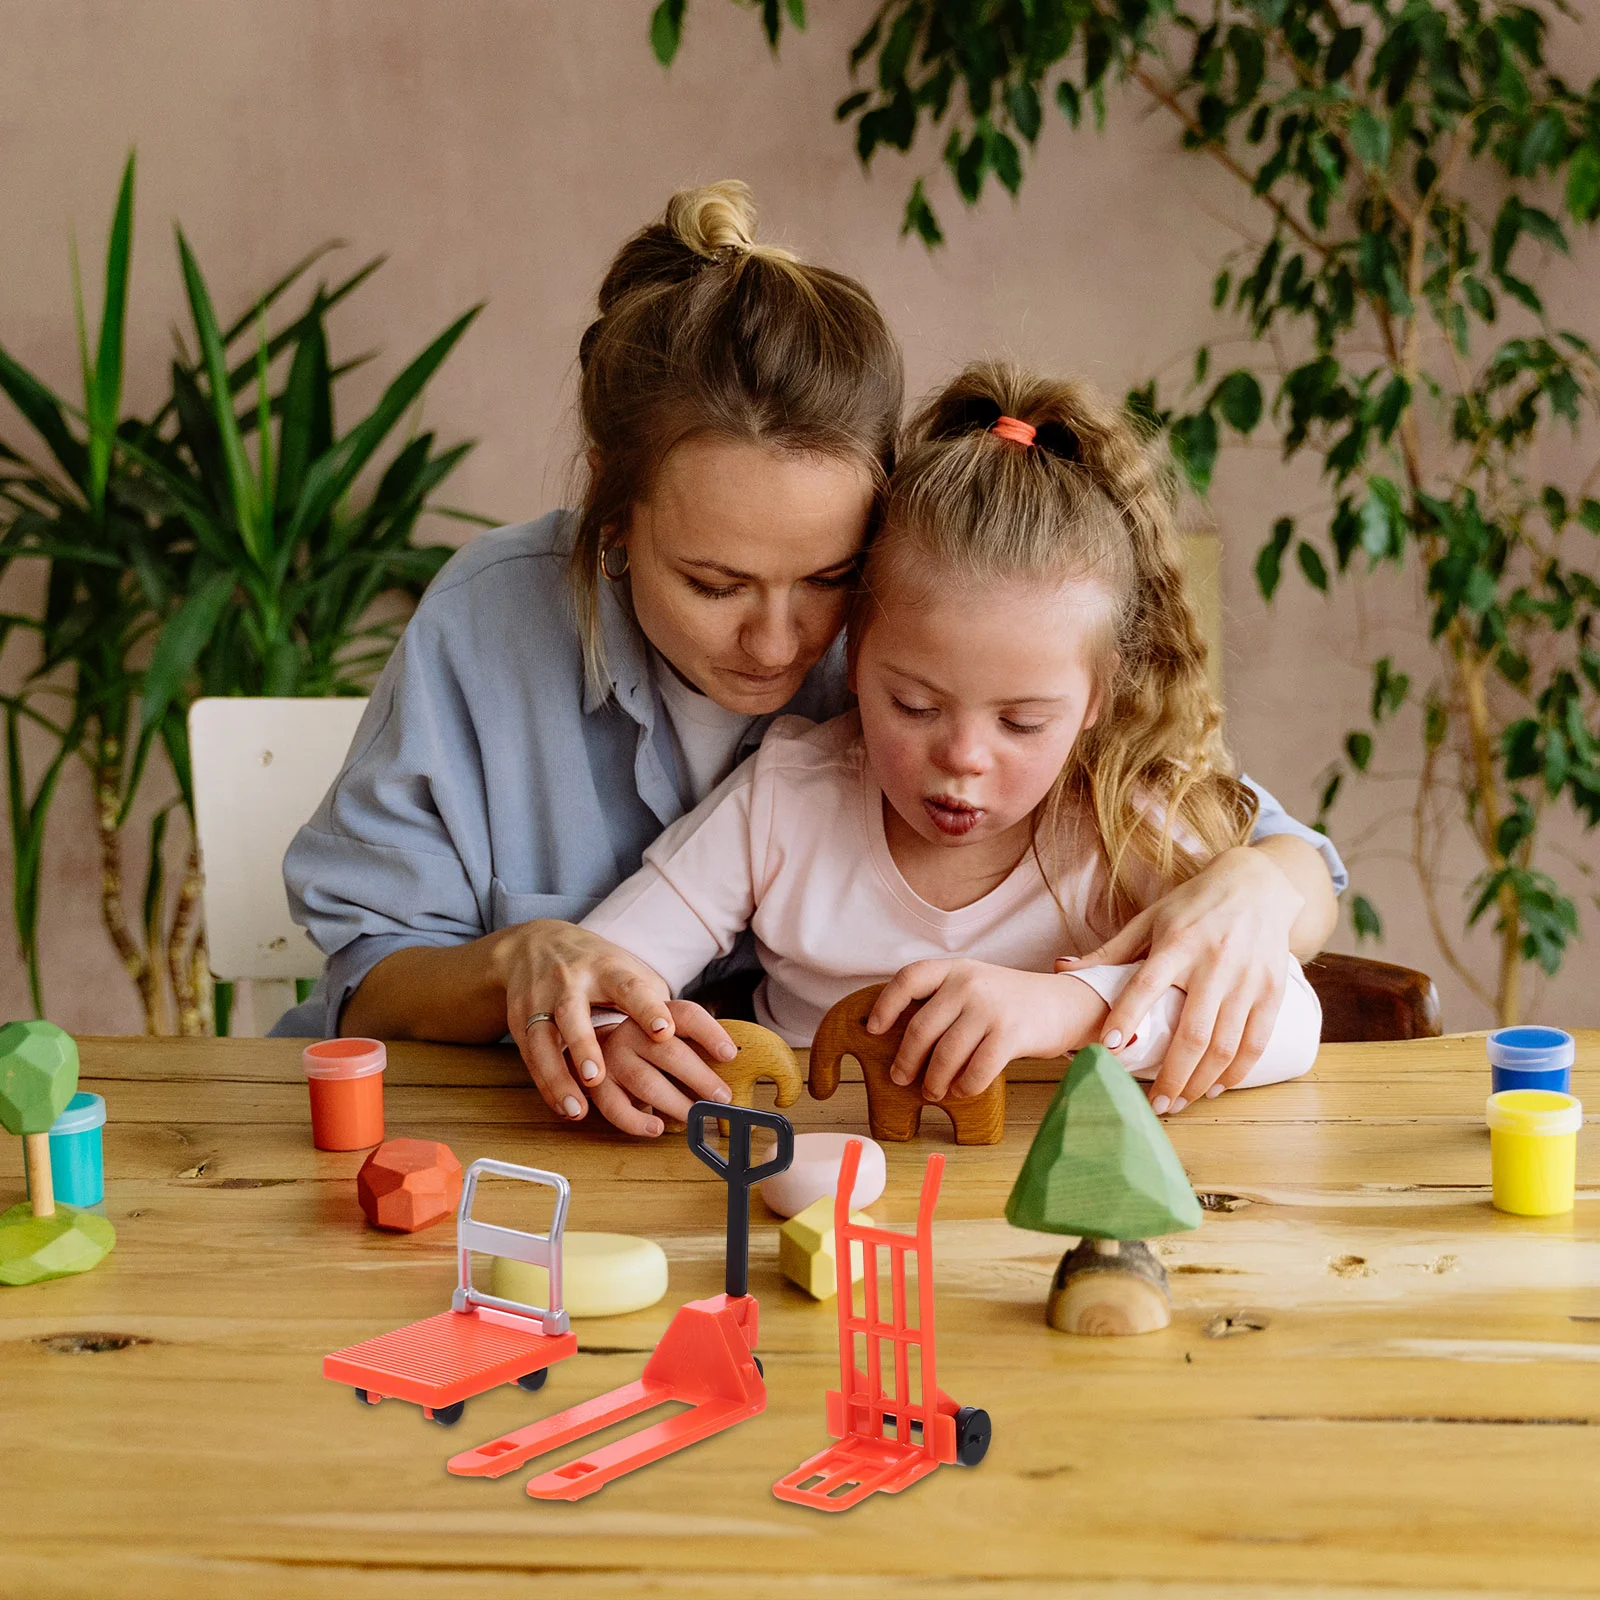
[324,1158,577,1425]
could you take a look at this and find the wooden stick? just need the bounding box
[1047,1238,1171,1336]
[24,1131,55,1218]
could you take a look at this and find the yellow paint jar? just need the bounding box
[1485,1089,1583,1216]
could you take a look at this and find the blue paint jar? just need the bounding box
[1486,1026,1574,1095]
[47,1092,107,1207]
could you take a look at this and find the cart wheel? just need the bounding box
[429,1401,466,1426]
[353,1388,374,1406]
[753,1355,764,1378]
[517,1369,548,1392]
[954,1405,991,1467]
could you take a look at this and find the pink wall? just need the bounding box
[1,0,1595,1033]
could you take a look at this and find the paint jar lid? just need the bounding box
[1486,1026,1575,1072]
[302,1038,387,1080]
[1485,1088,1583,1137]
[49,1091,106,1136]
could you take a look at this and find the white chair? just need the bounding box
[188,697,369,1035]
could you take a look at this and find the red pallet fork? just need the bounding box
[448,1102,792,1499]
[772,1140,991,1512]
[324,1159,577,1425]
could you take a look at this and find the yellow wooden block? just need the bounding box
[778,1196,871,1300]
[491,1230,668,1318]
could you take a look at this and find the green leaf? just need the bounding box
[87,152,135,514]
[784,0,805,27]
[1566,143,1600,223]
[650,0,686,65]
[1348,107,1389,170]
[1212,269,1231,309]
[1055,80,1081,127]
[1351,893,1382,941]
[0,346,88,486]
[1169,410,1219,493]
[1212,370,1262,433]
[140,568,237,733]
[901,179,944,247]
[1345,730,1373,770]
[1256,517,1293,600]
[1006,81,1042,143]
[1325,26,1362,82]
[176,228,261,560]
[1296,540,1329,592]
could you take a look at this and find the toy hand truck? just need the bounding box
[324,1158,578,1425]
[773,1139,991,1511]
[448,1102,793,1499]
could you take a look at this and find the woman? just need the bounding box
[276,181,1345,1135]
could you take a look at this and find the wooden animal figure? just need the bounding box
[674,1019,803,1136]
[808,984,1006,1146]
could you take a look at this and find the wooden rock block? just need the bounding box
[778,1196,870,1301]
[492,1231,668,1318]
[758,1131,886,1219]
[1046,1238,1172,1336]
[0,1200,114,1286]
[1006,1044,1202,1240]
[357,1138,463,1232]
[808,983,1006,1145]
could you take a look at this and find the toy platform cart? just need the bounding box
[324,1159,578,1425]
[773,1141,990,1511]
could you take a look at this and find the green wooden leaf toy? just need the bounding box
[0,1020,79,1136]
[1006,1045,1202,1241]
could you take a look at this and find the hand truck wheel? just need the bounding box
[954,1405,991,1466]
[516,1368,549,1392]
[429,1401,466,1426]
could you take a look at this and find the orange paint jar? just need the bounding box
[303,1039,386,1151]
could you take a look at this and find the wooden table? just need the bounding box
[2,1032,1596,1599]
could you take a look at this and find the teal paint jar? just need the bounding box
[45,1092,107,1207]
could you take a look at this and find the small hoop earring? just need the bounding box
[600,544,630,581]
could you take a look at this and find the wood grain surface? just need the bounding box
[1,1031,1596,1600]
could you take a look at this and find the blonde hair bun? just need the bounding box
[665,180,797,264]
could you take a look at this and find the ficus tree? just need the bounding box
[654,0,1600,1024]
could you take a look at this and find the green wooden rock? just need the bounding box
[0,1020,79,1136]
[0,1201,115,1286]
[1006,1044,1203,1241]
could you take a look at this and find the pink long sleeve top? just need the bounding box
[582,713,1320,1085]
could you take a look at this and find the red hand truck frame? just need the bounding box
[772,1139,990,1512]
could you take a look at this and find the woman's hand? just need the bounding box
[1055,844,1306,1113]
[588,1000,739,1136]
[488,919,711,1123]
[866,960,1111,1102]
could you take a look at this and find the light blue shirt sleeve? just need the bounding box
[1241,773,1347,895]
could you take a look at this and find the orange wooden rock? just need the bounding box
[357,1138,464,1232]
[809,983,1006,1145]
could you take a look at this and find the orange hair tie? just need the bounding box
[991,415,1036,446]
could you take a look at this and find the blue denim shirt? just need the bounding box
[274,511,1346,1038]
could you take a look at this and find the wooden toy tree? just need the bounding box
[1006,1044,1201,1335]
[0,1021,115,1286]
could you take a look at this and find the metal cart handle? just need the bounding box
[451,1158,571,1336]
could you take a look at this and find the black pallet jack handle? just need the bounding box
[686,1102,794,1299]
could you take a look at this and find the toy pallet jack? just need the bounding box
[324,1159,577,1425]
[773,1139,991,1511]
[448,1102,792,1499]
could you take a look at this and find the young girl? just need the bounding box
[578,362,1325,1128]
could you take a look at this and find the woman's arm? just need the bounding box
[1057,832,1339,1108]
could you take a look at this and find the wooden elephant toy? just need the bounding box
[677,1019,803,1135]
[808,983,1006,1145]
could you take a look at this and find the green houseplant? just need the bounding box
[0,155,487,1031]
[657,0,1600,1024]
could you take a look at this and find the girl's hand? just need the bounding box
[1055,845,1303,1113]
[867,960,1111,1102]
[587,999,738,1137]
[488,919,686,1123]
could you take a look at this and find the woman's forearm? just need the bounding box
[1250,834,1339,957]
[340,931,515,1041]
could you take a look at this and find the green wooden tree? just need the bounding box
[1007,1044,1200,1334]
